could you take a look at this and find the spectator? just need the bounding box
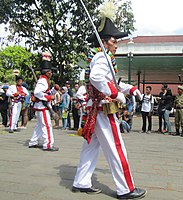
[72,81,80,130]
[51,84,61,129]
[0,85,9,127]
[162,88,173,134]
[28,92,35,121]
[157,84,168,133]
[60,87,70,129]
[65,81,73,128]
[118,107,131,133]
[75,84,88,128]
[20,82,31,129]
[6,77,29,133]
[126,94,136,129]
[140,86,154,133]
[173,85,183,136]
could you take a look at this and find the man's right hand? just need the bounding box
[116,92,126,104]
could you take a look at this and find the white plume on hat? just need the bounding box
[42,51,51,61]
[98,0,117,22]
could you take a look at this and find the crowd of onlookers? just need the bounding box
[117,83,183,137]
[0,80,183,137]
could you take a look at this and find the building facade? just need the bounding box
[116,35,183,95]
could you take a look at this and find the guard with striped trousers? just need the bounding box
[28,57,59,151]
[6,76,29,133]
[72,1,146,199]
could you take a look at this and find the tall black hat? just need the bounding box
[87,1,128,43]
[87,17,128,43]
[35,51,57,71]
[40,60,54,71]
[35,60,57,72]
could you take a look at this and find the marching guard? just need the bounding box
[72,1,146,199]
[28,58,59,151]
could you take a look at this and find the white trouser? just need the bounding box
[10,102,22,130]
[29,110,54,149]
[73,111,135,195]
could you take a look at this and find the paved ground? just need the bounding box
[0,115,182,200]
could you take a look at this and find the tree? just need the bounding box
[0,45,38,88]
[115,0,136,34]
[0,0,135,85]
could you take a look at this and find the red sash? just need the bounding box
[82,83,105,144]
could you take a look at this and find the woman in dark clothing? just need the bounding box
[0,86,9,127]
[162,88,173,134]
[157,86,167,132]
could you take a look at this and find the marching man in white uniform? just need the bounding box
[28,58,59,151]
[6,76,29,133]
[72,1,146,199]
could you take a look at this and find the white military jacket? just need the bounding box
[89,52,138,106]
[33,75,52,110]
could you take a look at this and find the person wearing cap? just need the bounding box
[28,54,59,151]
[6,77,29,133]
[72,2,146,199]
[173,85,183,136]
[0,85,9,127]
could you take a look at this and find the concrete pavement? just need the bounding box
[0,116,183,200]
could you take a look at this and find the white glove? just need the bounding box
[116,92,126,104]
[133,89,142,100]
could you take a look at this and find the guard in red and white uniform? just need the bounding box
[72,2,146,199]
[28,60,59,151]
[6,76,29,133]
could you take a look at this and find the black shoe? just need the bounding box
[117,188,147,199]
[9,130,14,133]
[13,129,21,132]
[72,186,102,194]
[43,146,59,151]
[29,144,42,148]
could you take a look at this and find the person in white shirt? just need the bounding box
[140,86,154,133]
[6,77,29,133]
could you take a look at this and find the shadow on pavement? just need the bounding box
[56,164,116,198]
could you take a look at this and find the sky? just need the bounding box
[0,0,183,39]
[130,0,183,36]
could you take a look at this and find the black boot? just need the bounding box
[172,129,180,136]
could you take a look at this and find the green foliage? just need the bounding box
[115,1,136,34]
[0,0,135,85]
[0,45,39,88]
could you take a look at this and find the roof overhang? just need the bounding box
[115,53,183,72]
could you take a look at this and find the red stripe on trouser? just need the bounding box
[42,110,51,149]
[108,114,135,192]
